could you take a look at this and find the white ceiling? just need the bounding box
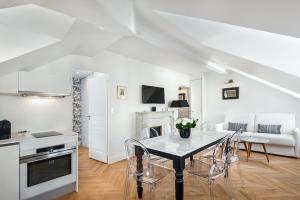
[0,4,75,39]
[0,0,27,9]
[138,0,300,39]
[73,69,93,80]
[157,11,300,78]
[0,0,300,98]
[0,23,59,63]
[29,0,130,34]
[107,36,206,75]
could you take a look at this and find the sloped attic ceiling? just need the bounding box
[107,36,206,75]
[140,0,300,39]
[29,0,131,34]
[0,23,59,64]
[157,12,300,79]
[0,4,75,39]
[0,0,27,9]
[0,1,124,75]
[0,4,75,64]
[0,0,208,77]
[1,0,300,99]
[133,0,300,98]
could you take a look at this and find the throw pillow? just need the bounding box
[228,122,248,132]
[257,124,281,134]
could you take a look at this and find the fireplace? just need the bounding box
[150,126,162,138]
[136,111,175,140]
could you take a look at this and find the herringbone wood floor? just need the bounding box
[57,147,300,200]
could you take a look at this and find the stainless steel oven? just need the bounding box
[20,144,77,200]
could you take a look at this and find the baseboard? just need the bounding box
[108,153,126,164]
[89,149,108,163]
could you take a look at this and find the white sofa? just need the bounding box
[216,113,300,158]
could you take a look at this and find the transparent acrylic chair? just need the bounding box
[185,135,233,200]
[197,121,211,131]
[226,129,243,165]
[162,120,174,136]
[226,129,245,187]
[124,138,171,200]
[140,127,171,168]
[140,126,160,140]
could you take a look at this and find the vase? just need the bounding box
[179,128,191,138]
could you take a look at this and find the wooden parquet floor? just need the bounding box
[57,147,300,200]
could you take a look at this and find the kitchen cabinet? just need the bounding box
[18,71,71,94]
[0,71,71,96]
[0,143,20,200]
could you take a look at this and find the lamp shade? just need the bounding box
[170,100,189,108]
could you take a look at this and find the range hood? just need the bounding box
[18,91,70,98]
[0,71,72,97]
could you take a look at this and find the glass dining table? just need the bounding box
[137,130,228,200]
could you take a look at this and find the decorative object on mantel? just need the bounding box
[151,106,156,112]
[170,100,189,108]
[222,87,239,100]
[225,79,234,84]
[117,86,127,100]
[176,118,198,138]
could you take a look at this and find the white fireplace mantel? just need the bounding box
[136,111,175,139]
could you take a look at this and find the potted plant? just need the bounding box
[176,118,198,138]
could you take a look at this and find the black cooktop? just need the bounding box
[31,131,63,138]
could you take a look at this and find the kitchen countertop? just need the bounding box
[0,130,78,156]
[0,130,77,144]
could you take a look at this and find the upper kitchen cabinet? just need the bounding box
[0,71,71,97]
[18,71,71,95]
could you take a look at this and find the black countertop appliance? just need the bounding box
[0,120,11,140]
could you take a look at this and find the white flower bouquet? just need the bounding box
[176,118,198,130]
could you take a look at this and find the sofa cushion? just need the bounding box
[245,133,295,146]
[255,113,295,134]
[228,122,248,132]
[224,113,255,132]
[257,124,281,134]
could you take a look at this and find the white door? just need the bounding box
[190,79,202,129]
[81,73,108,163]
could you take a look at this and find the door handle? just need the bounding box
[87,115,91,120]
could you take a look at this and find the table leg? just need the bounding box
[173,158,185,200]
[262,143,269,163]
[247,142,252,162]
[243,141,248,152]
[190,156,193,162]
[249,142,252,157]
[135,146,144,199]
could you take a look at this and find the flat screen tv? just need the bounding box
[142,85,165,104]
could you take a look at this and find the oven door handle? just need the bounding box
[20,149,75,164]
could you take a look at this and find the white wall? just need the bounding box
[0,95,72,133]
[0,56,75,134]
[0,55,95,134]
[85,51,191,163]
[205,71,300,127]
[0,52,191,163]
